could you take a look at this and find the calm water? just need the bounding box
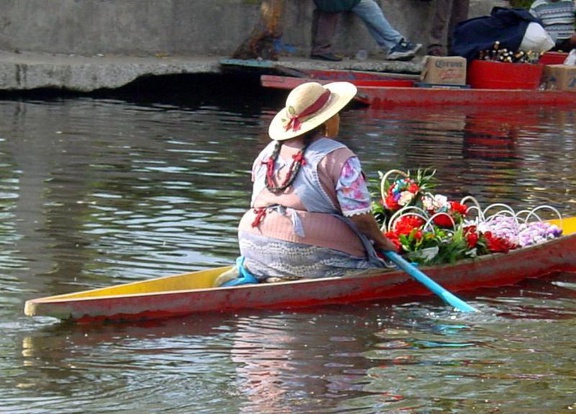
[1,78,575,413]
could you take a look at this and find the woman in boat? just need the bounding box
[229,81,396,284]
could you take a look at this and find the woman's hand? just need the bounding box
[374,236,398,252]
[348,212,398,252]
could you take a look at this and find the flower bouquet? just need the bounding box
[372,168,436,224]
[372,169,563,265]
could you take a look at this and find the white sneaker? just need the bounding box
[388,40,422,61]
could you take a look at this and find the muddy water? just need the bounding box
[0,85,575,413]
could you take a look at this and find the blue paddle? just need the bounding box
[382,251,478,312]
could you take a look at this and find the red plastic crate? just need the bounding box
[467,60,544,90]
[539,52,568,65]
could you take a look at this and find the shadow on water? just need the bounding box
[97,73,289,111]
[0,72,288,111]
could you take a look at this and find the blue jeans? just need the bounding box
[351,0,403,51]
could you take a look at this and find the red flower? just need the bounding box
[464,226,479,248]
[385,194,400,210]
[450,201,468,216]
[383,178,421,211]
[483,231,516,253]
[383,231,402,252]
[430,201,468,228]
[413,229,423,240]
[432,213,454,228]
[394,215,425,235]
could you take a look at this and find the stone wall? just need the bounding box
[0,0,505,58]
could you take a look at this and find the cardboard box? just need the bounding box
[420,56,467,85]
[542,64,576,91]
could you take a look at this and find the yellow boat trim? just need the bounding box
[548,215,576,235]
[26,265,232,306]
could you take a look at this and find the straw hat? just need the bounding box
[268,81,357,141]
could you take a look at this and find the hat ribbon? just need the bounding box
[284,89,331,132]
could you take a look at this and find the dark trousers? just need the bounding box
[428,0,470,51]
[311,9,339,54]
[553,37,576,53]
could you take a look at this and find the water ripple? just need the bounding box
[0,98,574,413]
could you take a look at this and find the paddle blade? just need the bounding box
[383,251,478,312]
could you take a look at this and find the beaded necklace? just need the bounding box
[262,141,311,193]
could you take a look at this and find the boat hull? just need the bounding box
[260,75,576,108]
[24,225,576,323]
[360,86,576,108]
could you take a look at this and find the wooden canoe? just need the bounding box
[24,216,576,324]
[260,74,576,108]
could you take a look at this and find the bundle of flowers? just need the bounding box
[372,169,563,265]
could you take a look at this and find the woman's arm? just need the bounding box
[335,156,397,252]
[349,213,397,252]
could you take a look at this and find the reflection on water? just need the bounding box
[14,278,576,413]
[0,87,575,412]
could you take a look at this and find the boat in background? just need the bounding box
[24,217,576,324]
[261,74,576,108]
[260,74,416,105]
[221,57,576,108]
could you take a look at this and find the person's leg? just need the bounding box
[428,0,451,54]
[569,33,576,50]
[311,9,342,60]
[351,0,403,50]
[554,37,575,52]
[446,0,470,53]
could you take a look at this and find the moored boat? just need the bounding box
[24,217,576,324]
[355,85,576,107]
[261,74,576,108]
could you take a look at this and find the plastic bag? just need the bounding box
[452,7,541,61]
[519,22,555,53]
[564,49,576,65]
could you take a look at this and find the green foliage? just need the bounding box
[509,0,532,9]
[403,225,476,266]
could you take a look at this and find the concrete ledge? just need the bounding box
[0,50,424,92]
[0,51,222,92]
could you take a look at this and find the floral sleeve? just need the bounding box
[335,157,372,217]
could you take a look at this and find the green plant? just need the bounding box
[508,0,532,9]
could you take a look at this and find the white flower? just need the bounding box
[422,194,448,211]
[398,191,415,206]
